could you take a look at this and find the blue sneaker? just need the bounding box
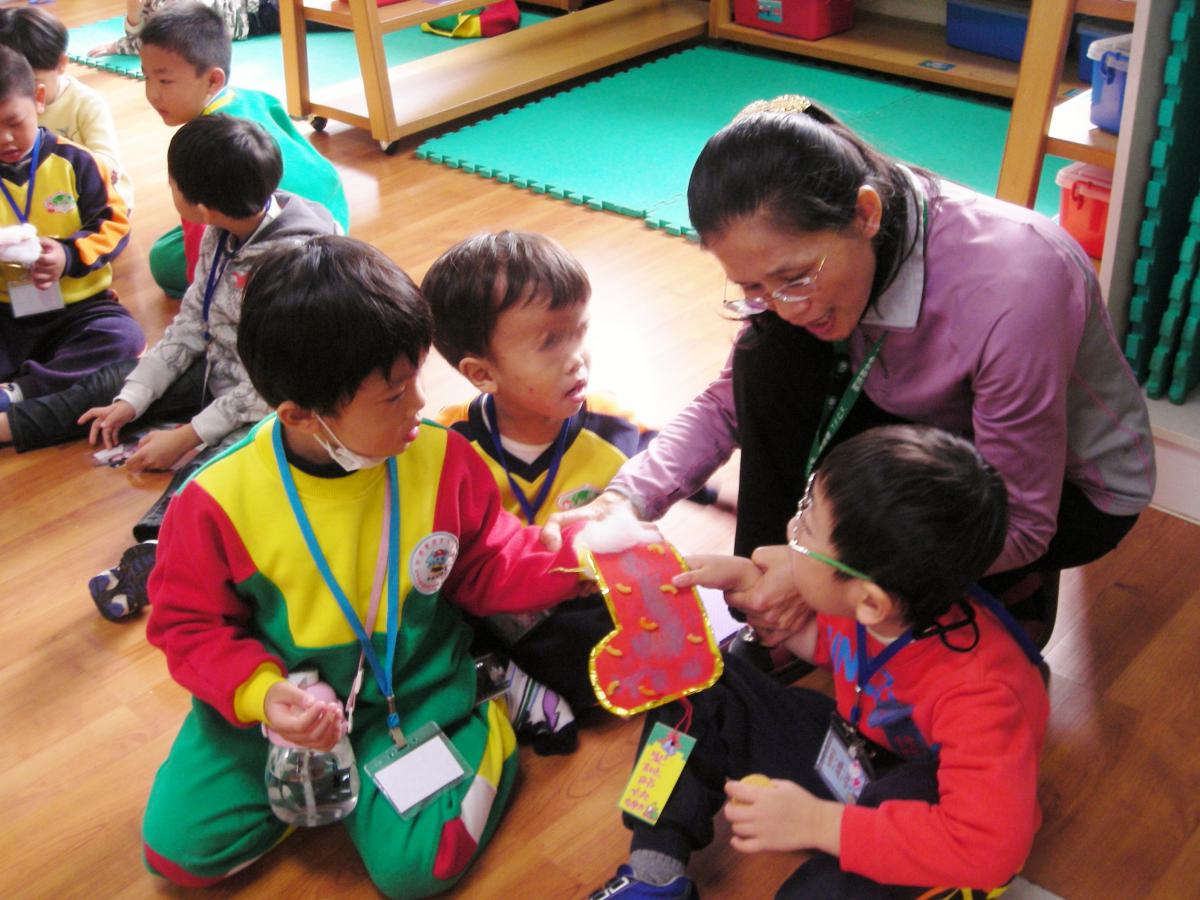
[588,865,697,899]
[88,540,157,622]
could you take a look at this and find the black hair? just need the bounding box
[141,1,231,78]
[168,114,281,217]
[816,425,1008,639]
[238,236,432,415]
[0,7,67,71]
[421,230,590,367]
[688,98,935,309]
[0,44,35,102]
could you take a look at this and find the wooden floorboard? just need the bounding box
[3,2,1199,897]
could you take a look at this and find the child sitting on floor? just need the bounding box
[423,231,714,755]
[0,6,134,210]
[590,425,1050,899]
[87,0,279,59]
[0,46,138,414]
[141,234,589,896]
[0,114,338,620]
[138,0,347,296]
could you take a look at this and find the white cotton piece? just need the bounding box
[0,223,41,266]
[575,505,662,555]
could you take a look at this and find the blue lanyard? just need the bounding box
[850,622,913,727]
[968,584,1044,666]
[201,233,232,341]
[483,394,571,525]
[0,130,42,224]
[270,419,408,744]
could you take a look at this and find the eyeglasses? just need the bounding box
[721,253,828,320]
[787,474,873,581]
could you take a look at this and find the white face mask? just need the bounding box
[314,415,388,472]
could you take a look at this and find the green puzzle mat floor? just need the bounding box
[67,10,553,97]
[417,44,1068,237]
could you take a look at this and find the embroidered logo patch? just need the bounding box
[44,192,76,214]
[556,484,600,511]
[410,532,459,594]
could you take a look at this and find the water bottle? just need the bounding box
[264,671,360,827]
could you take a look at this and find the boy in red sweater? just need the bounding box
[591,425,1049,899]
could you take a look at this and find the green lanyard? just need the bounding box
[804,333,887,479]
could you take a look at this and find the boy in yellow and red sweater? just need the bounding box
[0,46,137,413]
[142,236,587,897]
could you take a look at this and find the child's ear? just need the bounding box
[34,83,46,114]
[457,356,497,393]
[276,400,320,435]
[205,65,227,96]
[56,54,69,75]
[853,581,897,629]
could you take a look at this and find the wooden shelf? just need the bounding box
[708,6,1085,100]
[1047,89,1118,168]
[302,0,708,144]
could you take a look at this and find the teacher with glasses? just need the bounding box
[546,95,1155,650]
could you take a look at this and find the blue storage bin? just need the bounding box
[1076,17,1130,83]
[946,0,1028,63]
[1088,33,1132,133]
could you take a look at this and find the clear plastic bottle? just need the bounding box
[264,672,360,827]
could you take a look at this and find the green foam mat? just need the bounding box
[417,44,1068,238]
[67,11,553,96]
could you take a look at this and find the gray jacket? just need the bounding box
[116,192,337,445]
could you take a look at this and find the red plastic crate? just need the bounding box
[1055,162,1112,260]
[732,0,855,41]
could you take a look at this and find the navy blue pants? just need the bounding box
[0,296,143,401]
[624,654,944,899]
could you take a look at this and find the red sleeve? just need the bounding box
[437,431,585,615]
[145,480,285,726]
[838,680,1041,888]
[182,218,206,284]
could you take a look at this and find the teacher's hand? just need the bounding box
[540,490,637,551]
[727,545,813,642]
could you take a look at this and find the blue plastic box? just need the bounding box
[1076,17,1130,82]
[1088,33,1131,133]
[946,0,1029,63]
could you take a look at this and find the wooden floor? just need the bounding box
[2,3,1198,897]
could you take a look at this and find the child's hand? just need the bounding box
[673,554,762,594]
[124,424,201,472]
[541,490,636,550]
[87,40,120,58]
[732,545,814,643]
[723,777,843,855]
[30,238,66,289]
[264,680,346,753]
[79,400,137,448]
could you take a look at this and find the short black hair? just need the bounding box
[141,1,231,78]
[238,236,433,415]
[0,44,35,102]
[0,7,67,71]
[168,115,281,217]
[421,230,590,368]
[816,425,1009,631]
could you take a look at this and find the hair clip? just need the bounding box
[735,94,813,121]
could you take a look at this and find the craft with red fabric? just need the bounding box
[583,541,723,717]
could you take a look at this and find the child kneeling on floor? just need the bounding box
[142,235,590,897]
[591,424,1049,899]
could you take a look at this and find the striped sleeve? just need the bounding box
[51,139,130,277]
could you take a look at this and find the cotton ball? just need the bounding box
[0,223,41,266]
[575,504,662,555]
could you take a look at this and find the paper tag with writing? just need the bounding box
[618,721,695,825]
[365,723,471,819]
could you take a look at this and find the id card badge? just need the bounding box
[815,712,875,804]
[365,723,471,819]
[474,652,512,706]
[7,269,65,318]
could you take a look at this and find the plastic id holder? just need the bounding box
[365,723,472,819]
[581,540,723,717]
